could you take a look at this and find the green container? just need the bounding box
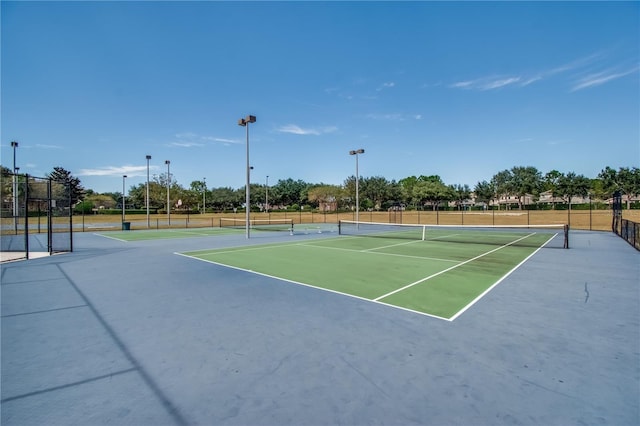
[122,221,131,230]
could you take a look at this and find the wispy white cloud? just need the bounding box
[77,165,155,177]
[450,76,522,91]
[449,51,633,92]
[364,113,423,121]
[276,124,338,135]
[168,132,241,147]
[450,81,474,89]
[571,66,639,91]
[202,137,242,145]
[169,141,204,148]
[376,82,396,91]
[420,81,443,89]
[547,52,604,76]
[175,132,198,139]
[35,144,64,149]
[520,76,542,87]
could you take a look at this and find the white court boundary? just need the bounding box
[174,232,558,321]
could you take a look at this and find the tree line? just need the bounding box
[2,165,639,213]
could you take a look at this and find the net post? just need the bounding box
[338,220,342,235]
[421,225,426,241]
[564,224,569,249]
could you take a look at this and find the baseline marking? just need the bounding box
[374,233,536,302]
[449,232,557,320]
[174,252,450,321]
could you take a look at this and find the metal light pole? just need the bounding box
[265,175,269,214]
[146,155,151,228]
[238,115,256,238]
[202,177,206,214]
[349,149,365,222]
[165,160,171,225]
[122,175,127,223]
[589,192,593,231]
[11,141,18,224]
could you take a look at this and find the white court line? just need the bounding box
[174,251,451,321]
[373,233,536,302]
[296,242,459,263]
[93,233,128,242]
[449,232,557,321]
[362,239,422,252]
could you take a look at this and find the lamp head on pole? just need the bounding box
[146,155,151,160]
[11,141,18,148]
[238,115,257,126]
[349,149,365,155]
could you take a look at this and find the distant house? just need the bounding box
[318,196,338,212]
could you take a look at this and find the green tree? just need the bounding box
[361,176,392,211]
[554,172,591,212]
[598,166,640,208]
[490,170,513,210]
[412,177,453,210]
[151,172,181,211]
[48,166,85,204]
[474,180,495,209]
[399,176,419,208]
[85,193,117,209]
[509,166,542,209]
[543,170,562,209]
[343,175,359,210]
[451,183,471,210]
[307,184,344,210]
[208,187,242,211]
[384,180,403,210]
[270,178,309,207]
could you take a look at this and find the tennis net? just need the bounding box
[338,220,569,249]
[219,218,294,233]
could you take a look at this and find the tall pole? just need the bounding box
[146,155,151,228]
[238,115,256,238]
[203,177,206,214]
[11,141,18,224]
[165,160,171,225]
[355,154,360,222]
[589,192,593,231]
[122,175,127,223]
[245,123,250,238]
[266,175,269,214]
[349,149,365,223]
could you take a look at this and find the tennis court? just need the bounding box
[179,221,568,320]
[96,227,243,242]
[94,218,310,242]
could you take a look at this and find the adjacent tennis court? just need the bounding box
[95,218,306,241]
[179,221,567,320]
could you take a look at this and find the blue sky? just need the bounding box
[2,1,638,194]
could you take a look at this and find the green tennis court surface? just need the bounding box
[96,227,244,241]
[180,227,563,320]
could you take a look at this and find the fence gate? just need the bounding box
[1,173,73,262]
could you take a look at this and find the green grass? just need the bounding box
[181,230,559,320]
